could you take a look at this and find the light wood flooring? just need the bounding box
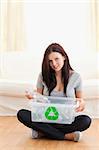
[0,117,99,150]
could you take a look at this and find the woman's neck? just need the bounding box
[55,70,62,78]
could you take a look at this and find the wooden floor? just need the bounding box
[0,117,99,150]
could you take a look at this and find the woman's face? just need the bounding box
[48,52,65,72]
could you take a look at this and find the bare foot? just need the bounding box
[64,131,82,142]
[64,132,75,141]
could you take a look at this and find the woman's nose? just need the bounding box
[52,60,57,66]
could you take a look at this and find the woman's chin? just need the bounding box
[54,68,61,72]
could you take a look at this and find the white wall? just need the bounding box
[0,1,98,86]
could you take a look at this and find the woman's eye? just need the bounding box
[55,58,59,61]
[49,60,52,64]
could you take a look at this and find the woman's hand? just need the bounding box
[75,98,85,112]
[25,88,43,100]
[25,90,33,100]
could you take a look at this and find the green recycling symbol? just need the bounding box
[45,106,59,120]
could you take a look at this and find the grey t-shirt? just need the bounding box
[36,71,82,98]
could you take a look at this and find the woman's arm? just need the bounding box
[37,88,43,95]
[26,73,44,99]
[75,90,85,112]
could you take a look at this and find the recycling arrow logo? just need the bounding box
[45,106,59,120]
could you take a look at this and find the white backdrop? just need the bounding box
[0,1,98,116]
[0,1,98,86]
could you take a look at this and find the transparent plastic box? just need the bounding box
[29,96,79,124]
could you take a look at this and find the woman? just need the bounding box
[17,43,91,142]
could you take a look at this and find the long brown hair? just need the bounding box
[42,43,73,95]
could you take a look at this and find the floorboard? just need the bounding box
[0,117,99,150]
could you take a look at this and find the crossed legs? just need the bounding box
[17,109,91,140]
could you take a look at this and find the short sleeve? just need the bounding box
[75,75,82,91]
[36,73,44,89]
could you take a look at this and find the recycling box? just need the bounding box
[29,96,79,124]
